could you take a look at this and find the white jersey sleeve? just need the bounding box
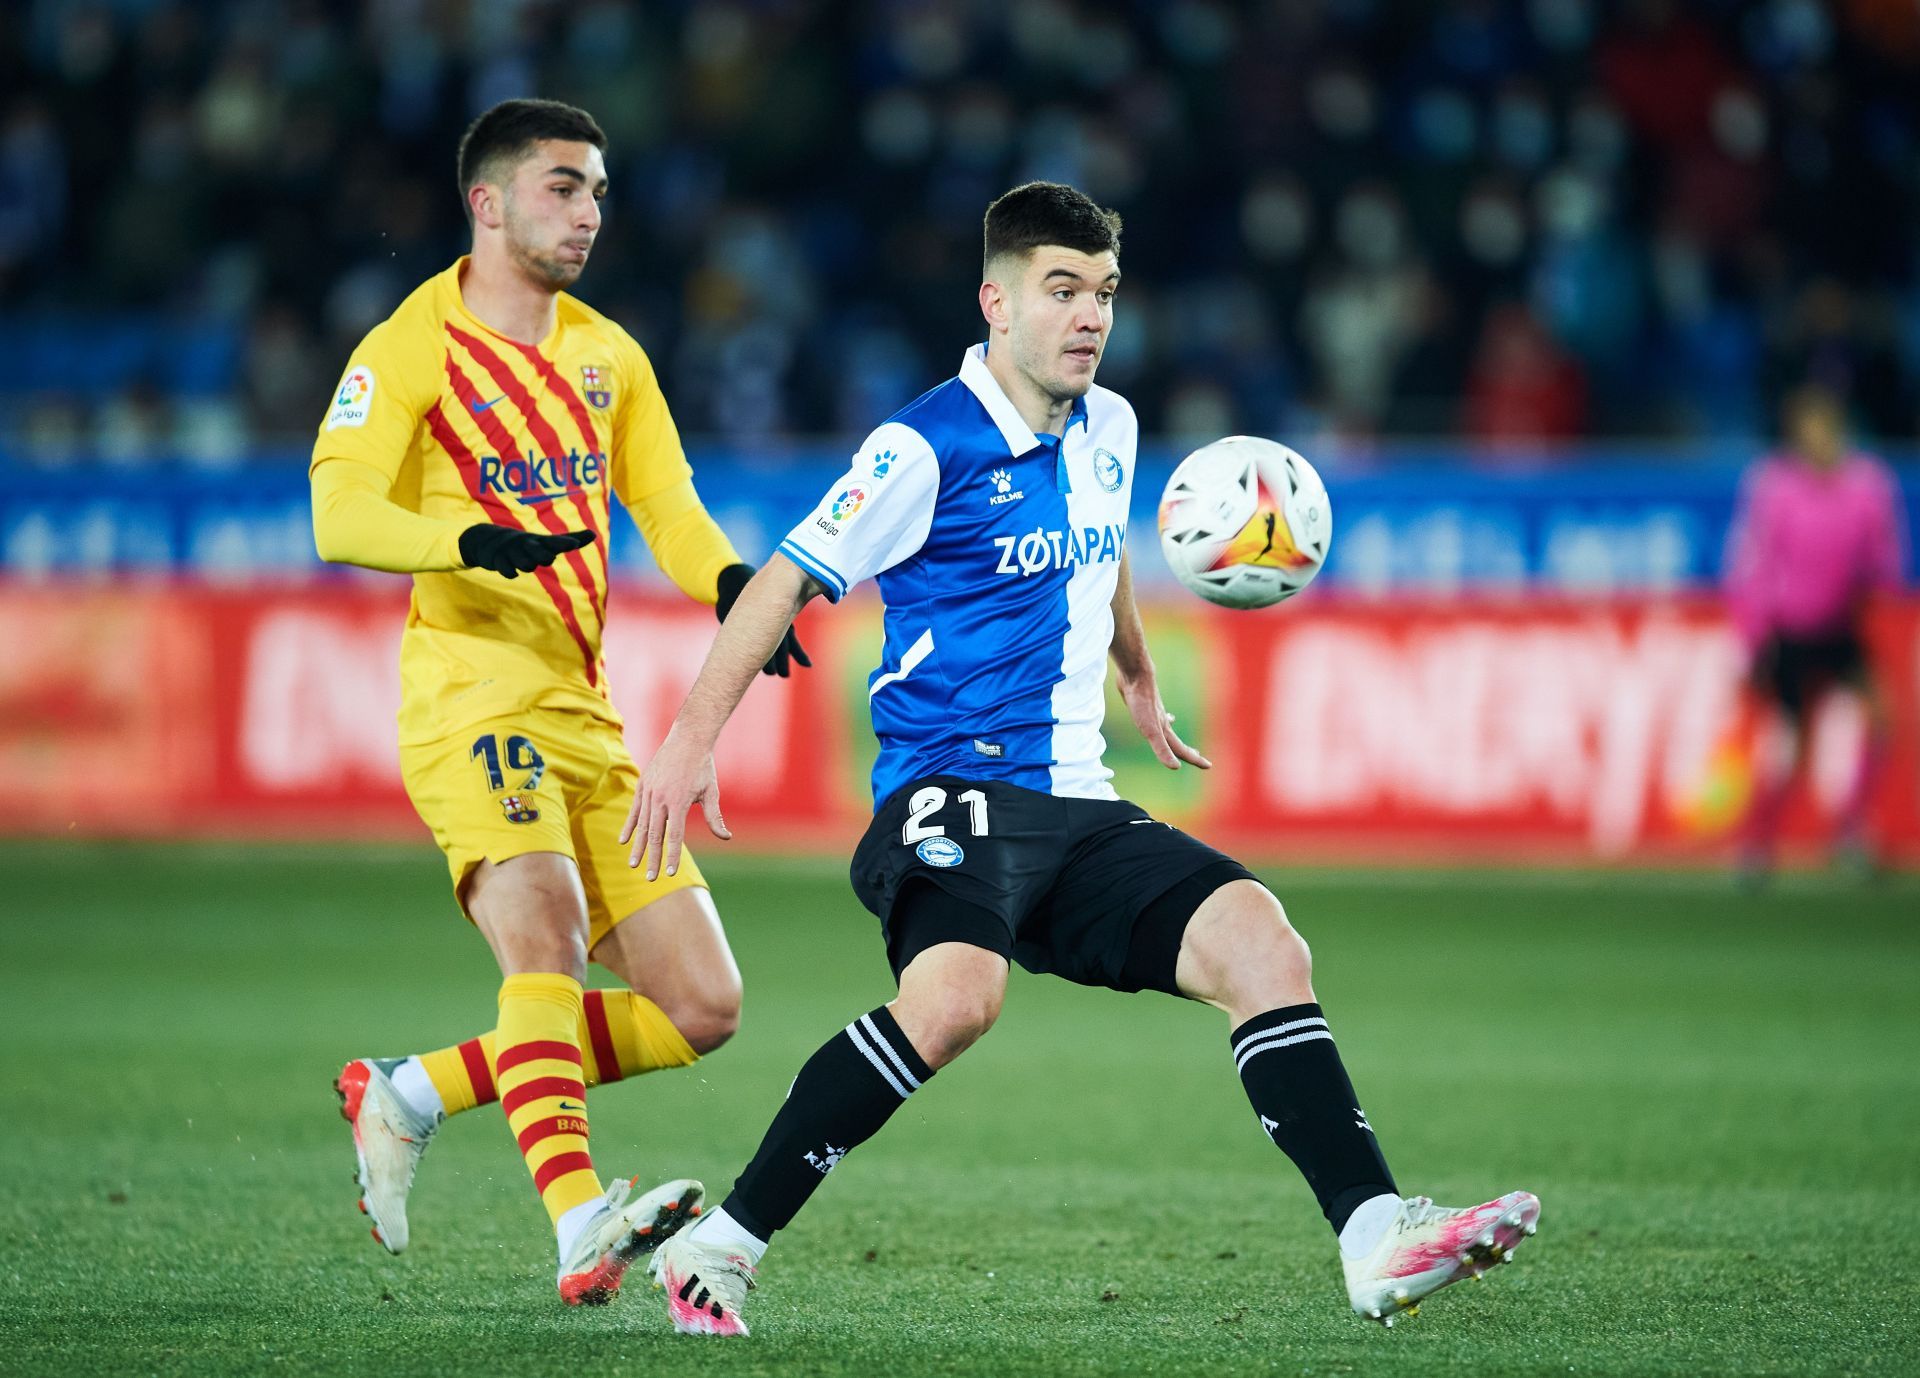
[775,423,940,602]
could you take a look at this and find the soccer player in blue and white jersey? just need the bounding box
[622,183,1541,1336]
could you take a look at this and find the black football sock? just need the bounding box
[720,1005,934,1239]
[1232,1003,1398,1234]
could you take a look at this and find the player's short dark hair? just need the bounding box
[456,99,606,218]
[983,182,1122,276]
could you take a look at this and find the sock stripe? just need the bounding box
[516,1113,591,1154]
[857,1013,922,1092]
[844,1020,911,1098]
[532,1150,598,1195]
[500,1074,588,1118]
[1235,1029,1334,1073]
[458,1038,496,1102]
[495,1039,583,1076]
[1231,1015,1328,1059]
[583,991,623,1085]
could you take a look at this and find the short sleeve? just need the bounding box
[776,423,939,602]
[309,321,429,480]
[610,332,693,508]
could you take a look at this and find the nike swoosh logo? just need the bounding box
[470,394,507,412]
[557,1100,586,1112]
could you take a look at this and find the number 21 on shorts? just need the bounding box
[902,785,990,843]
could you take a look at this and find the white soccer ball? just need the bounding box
[1157,436,1332,609]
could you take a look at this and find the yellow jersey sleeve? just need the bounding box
[310,320,469,572]
[609,332,739,603]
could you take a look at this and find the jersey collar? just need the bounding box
[960,343,1088,457]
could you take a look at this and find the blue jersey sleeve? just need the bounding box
[777,423,940,602]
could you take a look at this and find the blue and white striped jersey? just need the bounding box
[779,344,1138,807]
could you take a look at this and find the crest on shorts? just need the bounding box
[581,365,611,410]
[915,836,964,868]
[501,794,540,824]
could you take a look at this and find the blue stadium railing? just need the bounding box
[3,444,1915,592]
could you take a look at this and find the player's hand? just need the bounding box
[621,726,731,880]
[1116,669,1211,772]
[459,524,596,579]
[716,562,813,677]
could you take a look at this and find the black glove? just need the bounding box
[716,562,812,678]
[459,524,595,579]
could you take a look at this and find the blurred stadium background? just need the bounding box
[2,0,1916,860]
[5,5,1920,1377]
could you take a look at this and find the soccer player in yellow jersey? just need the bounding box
[309,99,805,1307]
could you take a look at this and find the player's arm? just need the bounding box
[623,421,940,876]
[622,475,810,676]
[619,555,825,878]
[612,335,806,673]
[310,344,591,578]
[1109,551,1210,771]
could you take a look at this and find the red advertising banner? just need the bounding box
[3,582,1915,864]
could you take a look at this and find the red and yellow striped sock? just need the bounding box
[495,973,601,1228]
[416,989,699,1116]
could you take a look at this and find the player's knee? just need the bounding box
[920,994,1000,1068]
[1183,880,1311,1008]
[664,974,743,1055]
[895,983,1003,1070]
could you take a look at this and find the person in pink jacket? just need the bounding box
[1724,385,1908,874]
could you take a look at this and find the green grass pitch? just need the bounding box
[2,841,1917,1377]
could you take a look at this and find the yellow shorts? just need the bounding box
[399,708,706,949]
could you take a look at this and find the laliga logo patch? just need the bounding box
[831,485,868,521]
[501,794,540,824]
[580,364,611,409]
[325,366,375,430]
[1093,448,1123,492]
[915,836,964,868]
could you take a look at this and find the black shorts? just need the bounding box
[1760,631,1867,719]
[850,774,1257,996]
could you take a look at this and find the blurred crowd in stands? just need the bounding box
[3,0,1918,465]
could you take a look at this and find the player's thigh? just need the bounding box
[589,887,743,1051]
[1028,800,1258,996]
[465,852,593,977]
[851,775,1062,982]
[399,719,584,962]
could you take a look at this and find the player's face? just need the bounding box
[1788,403,1844,467]
[500,140,608,290]
[1007,247,1119,403]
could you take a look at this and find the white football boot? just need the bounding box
[334,1058,439,1254]
[1343,1190,1541,1326]
[650,1227,759,1335]
[557,1176,705,1306]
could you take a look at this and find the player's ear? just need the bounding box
[469,181,503,231]
[979,278,1011,336]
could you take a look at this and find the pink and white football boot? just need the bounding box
[1342,1190,1541,1326]
[650,1228,758,1336]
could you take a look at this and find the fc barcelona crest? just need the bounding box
[581,365,612,410]
[501,794,540,824]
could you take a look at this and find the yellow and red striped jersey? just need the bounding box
[310,257,740,745]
